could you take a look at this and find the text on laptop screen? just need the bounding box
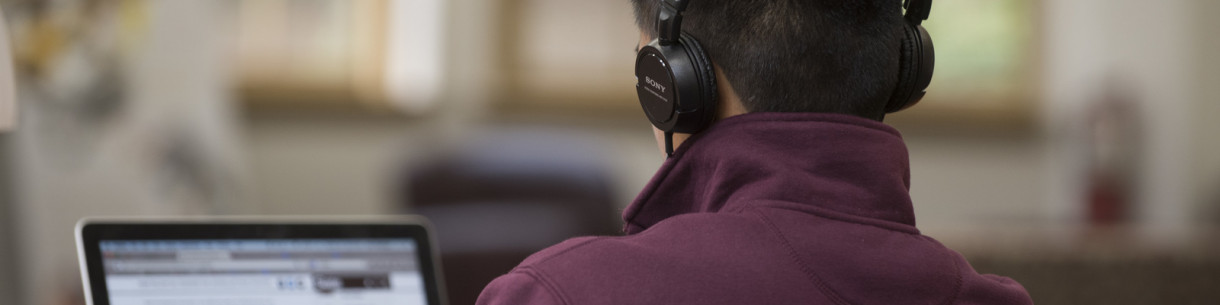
[98,239,427,305]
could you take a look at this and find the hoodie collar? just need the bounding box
[623,112,916,234]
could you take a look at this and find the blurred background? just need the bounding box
[0,0,1218,304]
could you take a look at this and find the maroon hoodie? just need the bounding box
[476,112,1032,305]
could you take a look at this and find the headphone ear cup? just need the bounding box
[886,23,935,113]
[634,34,718,134]
[677,33,719,131]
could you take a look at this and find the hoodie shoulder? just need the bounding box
[476,268,568,305]
[951,259,1034,305]
[482,213,834,305]
[751,206,1033,305]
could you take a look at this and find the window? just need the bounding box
[236,0,444,113]
[892,0,1038,128]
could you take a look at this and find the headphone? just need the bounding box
[634,0,936,156]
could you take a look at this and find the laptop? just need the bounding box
[75,216,446,305]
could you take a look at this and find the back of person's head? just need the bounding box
[631,0,904,120]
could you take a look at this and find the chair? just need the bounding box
[398,129,621,305]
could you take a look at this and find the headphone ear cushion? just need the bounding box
[678,33,719,129]
[886,23,934,113]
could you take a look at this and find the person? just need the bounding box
[476,0,1033,304]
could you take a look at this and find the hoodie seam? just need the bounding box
[514,267,573,305]
[749,207,854,305]
[524,237,604,267]
[749,205,965,305]
[751,200,920,235]
[940,252,966,305]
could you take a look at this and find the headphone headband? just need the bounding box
[657,0,689,45]
[904,0,932,25]
[636,0,935,156]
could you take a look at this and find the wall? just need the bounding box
[1191,0,1220,221]
[243,113,665,216]
[1042,0,1202,237]
[244,115,427,215]
[0,136,21,305]
[8,2,245,304]
[907,132,1047,229]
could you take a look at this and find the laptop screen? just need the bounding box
[98,239,428,305]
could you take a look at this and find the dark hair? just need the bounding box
[632,0,904,120]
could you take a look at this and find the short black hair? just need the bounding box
[632,0,904,120]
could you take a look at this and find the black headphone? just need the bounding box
[634,0,935,156]
[888,0,935,114]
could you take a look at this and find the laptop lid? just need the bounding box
[75,216,446,305]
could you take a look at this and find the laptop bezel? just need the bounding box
[75,216,446,305]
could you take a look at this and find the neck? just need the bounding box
[658,65,748,155]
